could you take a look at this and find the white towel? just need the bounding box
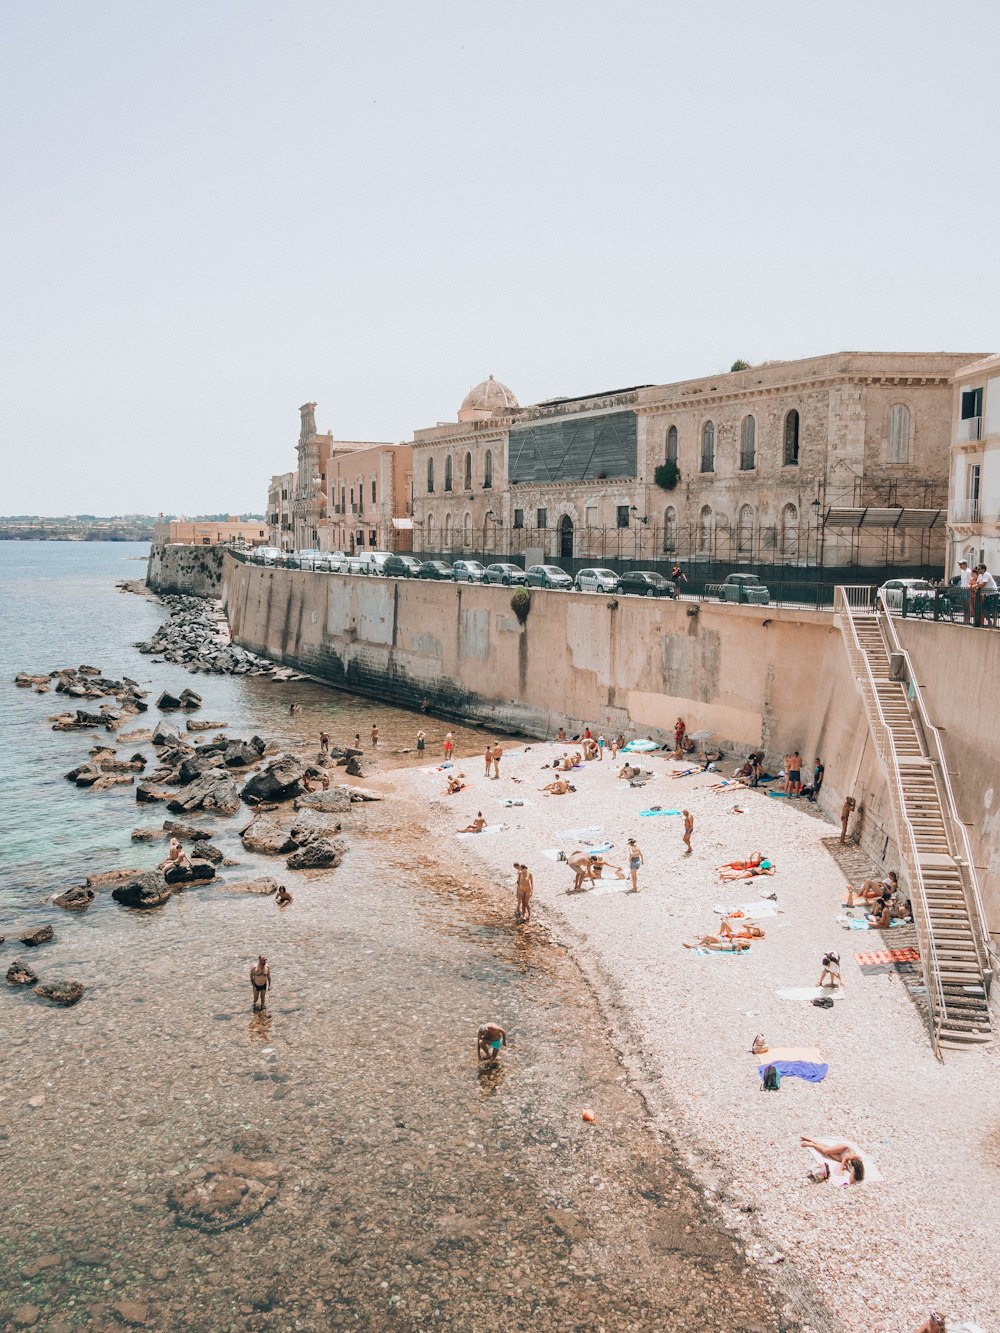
[555,825,604,841]
[805,1139,883,1187]
[455,824,503,839]
[714,901,781,917]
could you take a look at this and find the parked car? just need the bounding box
[323,551,351,572]
[575,567,621,593]
[451,559,488,584]
[253,547,283,565]
[484,562,527,586]
[710,573,771,605]
[525,564,574,590]
[384,554,423,579]
[358,551,392,576]
[615,570,678,598]
[418,559,454,580]
[880,578,937,610]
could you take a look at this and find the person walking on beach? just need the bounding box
[840,795,857,844]
[478,1022,507,1062]
[444,732,454,761]
[491,742,503,779]
[319,730,330,756]
[514,863,534,922]
[484,744,494,778]
[682,810,694,855]
[250,955,271,1011]
[370,724,379,749]
[626,837,644,893]
[597,734,605,761]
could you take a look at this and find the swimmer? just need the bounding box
[250,954,271,1011]
[514,863,534,922]
[275,884,293,907]
[478,1022,507,1062]
[319,730,330,755]
[491,742,503,779]
[458,811,487,833]
[443,732,454,760]
[484,744,493,778]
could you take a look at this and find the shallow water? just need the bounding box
[0,544,803,1330]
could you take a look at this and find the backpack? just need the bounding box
[761,1064,781,1092]
[751,1033,768,1055]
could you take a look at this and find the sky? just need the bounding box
[1,0,998,515]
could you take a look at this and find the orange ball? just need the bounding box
[581,1108,595,1123]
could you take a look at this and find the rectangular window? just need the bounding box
[536,508,547,529]
[370,530,376,545]
[616,505,630,529]
[357,531,365,547]
[513,508,524,529]
[585,505,598,527]
[961,387,983,419]
[371,479,377,504]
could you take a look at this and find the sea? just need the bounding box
[0,542,798,1331]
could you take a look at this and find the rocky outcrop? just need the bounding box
[111,872,173,909]
[86,867,146,888]
[152,719,183,748]
[241,818,295,855]
[345,756,365,777]
[214,876,278,895]
[162,819,212,841]
[34,980,85,1006]
[222,740,259,767]
[6,960,38,986]
[286,838,345,870]
[20,925,54,947]
[293,787,352,813]
[53,886,95,912]
[166,771,240,815]
[192,841,223,863]
[136,782,172,803]
[240,756,305,805]
[166,1149,280,1232]
[186,719,228,732]
[288,810,342,845]
[136,594,275,677]
[164,860,216,885]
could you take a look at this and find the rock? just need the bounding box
[293,787,352,813]
[72,766,102,787]
[192,841,223,863]
[11,1304,41,1327]
[111,1300,149,1326]
[20,925,54,947]
[545,1208,589,1244]
[345,756,365,777]
[289,810,342,845]
[240,756,306,805]
[214,877,278,895]
[34,980,86,1006]
[156,690,182,710]
[166,1153,280,1232]
[65,761,97,783]
[53,885,95,912]
[167,771,240,815]
[98,757,145,773]
[176,754,222,785]
[348,786,383,802]
[162,819,212,841]
[78,664,100,675]
[152,719,183,747]
[15,672,50,688]
[163,861,216,885]
[223,741,258,768]
[131,827,164,841]
[86,867,145,888]
[178,688,202,709]
[91,773,134,790]
[242,818,295,856]
[111,872,173,909]
[118,728,153,743]
[286,838,345,870]
[186,719,227,732]
[136,782,171,803]
[6,960,39,986]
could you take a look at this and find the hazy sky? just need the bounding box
[2,1,998,515]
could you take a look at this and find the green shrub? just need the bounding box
[653,461,681,491]
[730,358,751,371]
[510,588,531,624]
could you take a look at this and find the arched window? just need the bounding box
[464,452,472,490]
[426,513,435,546]
[666,425,678,465]
[663,505,677,552]
[738,504,755,554]
[484,449,493,489]
[783,410,800,465]
[740,416,756,470]
[781,502,799,558]
[426,457,435,494]
[701,422,715,473]
[888,404,911,463]
[443,513,452,546]
[463,512,472,545]
[699,504,714,553]
[559,514,574,558]
[444,456,453,492]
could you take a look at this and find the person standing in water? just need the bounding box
[478,1023,507,1062]
[682,810,694,855]
[319,730,330,756]
[626,837,644,892]
[514,863,534,922]
[250,955,271,1011]
[491,741,503,779]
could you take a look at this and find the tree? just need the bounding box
[653,461,680,491]
[730,359,751,372]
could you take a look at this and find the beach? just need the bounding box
[392,740,1000,1333]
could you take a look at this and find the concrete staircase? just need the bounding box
[836,589,992,1054]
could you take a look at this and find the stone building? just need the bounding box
[289,402,396,550]
[153,516,268,547]
[267,471,296,550]
[947,355,1000,576]
[410,353,984,569]
[325,442,414,554]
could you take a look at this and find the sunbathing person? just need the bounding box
[799,1137,865,1184]
[867,897,893,929]
[682,935,752,952]
[458,812,488,833]
[670,767,697,779]
[718,861,774,881]
[540,778,572,795]
[699,748,724,771]
[446,774,466,794]
[716,916,765,940]
[717,853,765,870]
[617,763,640,781]
[845,871,897,906]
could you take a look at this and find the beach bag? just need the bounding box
[751,1034,768,1055]
[761,1064,780,1092]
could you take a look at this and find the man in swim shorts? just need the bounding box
[478,1023,506,1062]
[683,810,694,855]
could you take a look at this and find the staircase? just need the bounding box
[835,587,993,1055]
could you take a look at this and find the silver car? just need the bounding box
[484,562,527,586]
[574,567,619,593]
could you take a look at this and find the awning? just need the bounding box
[391,517,414,529]
[823,507,945,530]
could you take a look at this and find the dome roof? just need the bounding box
[459,375,519,418]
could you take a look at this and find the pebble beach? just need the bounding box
[392,740,1000,1333]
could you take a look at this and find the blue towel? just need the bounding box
[639,808,682,817]
[757,1060,829,1083]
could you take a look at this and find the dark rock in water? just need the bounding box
[214,876,277,895]
[345,756,365,777]
[131,827,164,841]
[167,771,240,815]
[162,819,212,841]
[193,842,224,863]
[293,787,351,813]
[20,925,54,947]
[289,810,342,846]
[156,690,182,710]
[53,885,95,912]
[78,664,100,676]
[111,872,173,909]
[73,766,102,788]
[176,754,222,785]
[344,747,363,758]
[86,867,145,888]
[178,688,202,710]
[286,838,345,870]
[65,762,96,783]
[240,756,305,805]
[248,735,267,755]
[164,860,216,885]
[136,782,171,803]
[166,1152,280,1232]
[186,718,228,732]
[152,719,183,748]
[34,980,85,1006]
[242,817,295,855]
[223,741,258,768]
[7,959,38,986]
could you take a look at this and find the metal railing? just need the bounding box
[835,586,950,1054]
[951,499,982,524]
[875,591,994,991]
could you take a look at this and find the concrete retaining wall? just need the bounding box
[147,544,225,597]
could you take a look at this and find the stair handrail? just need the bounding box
[835,587,950,1051]
[875,592,994,985]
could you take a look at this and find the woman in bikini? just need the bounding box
[717,853,764,871]
[626,838,644,893]
[514,864,534,922]
[800,1137,865,1183]
[159,837,191,872]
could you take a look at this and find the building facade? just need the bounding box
[410,354,983,569]
[325,443,414,553]
[267,471,296,550]
[947,355,1000,576]
[289,402,397,550]
[153,516,268,546]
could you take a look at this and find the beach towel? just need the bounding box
[555,825,604,841]
[804,1138,883,1187]
[586,843,615,855]
[777,987,847,1002]
[758,1046,823,1064]
[498,798,533,807]
[689,946,750,957]
[854,947,920,966]
[455,824,503,838]
[758,1061,828,1084]
[767,790,790,799]
[589,881,631,897]
[840,916,908,931]
[623,739,658,752]
[713,901,781,918]
[541,848,565,861]
[639,807,682,817]
[540,843,613,861]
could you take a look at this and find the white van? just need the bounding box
[357,551,391,576]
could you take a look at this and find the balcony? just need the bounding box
[958,415,983,443]
[951,498,982,524]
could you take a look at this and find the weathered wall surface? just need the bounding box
[147,544,225,597]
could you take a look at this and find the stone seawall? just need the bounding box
[147,544,225,597]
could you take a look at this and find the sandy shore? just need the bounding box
[388,741,999,1333]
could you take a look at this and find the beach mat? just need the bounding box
[840,916,909,931]
[714,901,781,917]
[756,1046,823,1064]
[758,1061,828,1083]
[805,1139,883,1187]
[555,825,604,841]
[854,947,920,966]
[456,824,503,839]
[689,947,750,957]
[639,808,681,817]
